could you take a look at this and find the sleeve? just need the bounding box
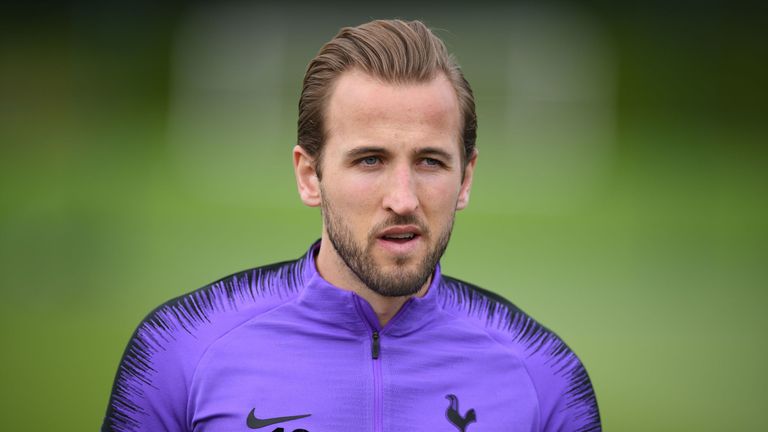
[101,305,199,432]
[435,278,602,431]
[522,333,601,432]
[101,261,305,431]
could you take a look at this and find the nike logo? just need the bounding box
[246,408,311,429]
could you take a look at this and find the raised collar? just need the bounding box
[297,241,443,337]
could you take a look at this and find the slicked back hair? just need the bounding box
[298,19,477,178]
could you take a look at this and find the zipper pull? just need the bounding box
[371,331,380,359]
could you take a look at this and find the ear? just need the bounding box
[456,149,478,210]
[293,145,321,207]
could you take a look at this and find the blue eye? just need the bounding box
[360,156,380,166]
[422,158,442,167]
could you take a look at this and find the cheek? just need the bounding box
[322,174,380,219]
[417,180,461,233]
[418,177,462,211]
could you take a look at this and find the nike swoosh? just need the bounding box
[246,408,311,429]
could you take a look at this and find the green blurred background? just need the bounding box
[1,0,766,430]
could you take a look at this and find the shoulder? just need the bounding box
[437,275,602,432]
[103,257,309,432]
[134,257,308,356]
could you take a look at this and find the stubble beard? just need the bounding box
[321,192,454,298]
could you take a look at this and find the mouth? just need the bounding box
[377,225,423,250]
[381,232,418,243]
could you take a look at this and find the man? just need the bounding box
[103,19,600,432]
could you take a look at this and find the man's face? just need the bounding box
[299,69,476,297]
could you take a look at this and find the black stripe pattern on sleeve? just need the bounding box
[102,258,306,432]
[439,276,601,432]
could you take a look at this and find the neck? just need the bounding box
[357,276,431,327]
[315,236,430,327]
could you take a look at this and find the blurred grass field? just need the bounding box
[1,1,767,431]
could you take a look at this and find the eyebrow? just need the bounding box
[344,146,454,162]
[345,146,390,159]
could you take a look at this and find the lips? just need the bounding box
[377,225,423,250]
[382,232,416,240]
[379,225,421,240]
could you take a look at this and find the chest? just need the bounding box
[188,327,539,432]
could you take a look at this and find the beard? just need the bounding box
[321,191,454,298]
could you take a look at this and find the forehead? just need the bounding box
[324,69,462,152]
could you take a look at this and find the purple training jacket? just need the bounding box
[102,242,600,431]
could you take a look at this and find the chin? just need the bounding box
[378,250,422,266]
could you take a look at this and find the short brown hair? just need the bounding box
[298,19,477,177]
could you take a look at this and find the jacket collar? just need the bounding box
[297,241,442,336]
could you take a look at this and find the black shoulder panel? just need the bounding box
[102,257,307,432]
[439,275,601,432]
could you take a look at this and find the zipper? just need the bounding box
[371,330,383,432]
[371,331,380,359]
[353,295,413,432]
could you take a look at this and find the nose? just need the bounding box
[382,164,419,215]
